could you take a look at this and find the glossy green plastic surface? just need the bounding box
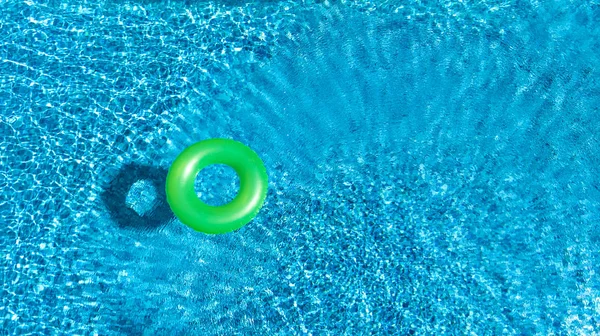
[166,139,268,234]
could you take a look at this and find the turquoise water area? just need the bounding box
[1,0,599,334]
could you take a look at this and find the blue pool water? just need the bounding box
[1,0,600,334]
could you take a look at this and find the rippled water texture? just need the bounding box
[1,0,600,334]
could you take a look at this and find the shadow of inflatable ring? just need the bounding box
[100,163,174,231]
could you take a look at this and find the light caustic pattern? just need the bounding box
[1,0,600,334]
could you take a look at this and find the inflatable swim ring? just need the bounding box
[166,139,268,234]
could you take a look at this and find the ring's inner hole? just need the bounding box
[195,164,240,206]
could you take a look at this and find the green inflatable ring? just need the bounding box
[165,139,268,234]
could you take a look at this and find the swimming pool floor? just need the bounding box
[1,0,600,334]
